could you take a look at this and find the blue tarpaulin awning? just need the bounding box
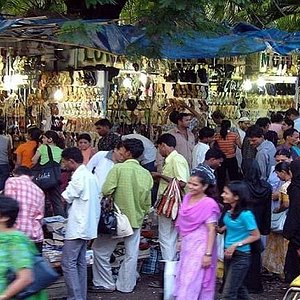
[0,17,299,58]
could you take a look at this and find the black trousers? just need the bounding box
[217,157,240,193]
[284,242,300,283]
[44,184,66,218]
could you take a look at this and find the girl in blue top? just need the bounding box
[219,181,260,300]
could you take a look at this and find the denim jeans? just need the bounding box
[222,250,251,300]
[62,239,87,300]
[0,164,10,191]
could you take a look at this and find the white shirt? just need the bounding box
[86,151,115,193]
[294,117,300,132]
[62,165,100,240]
[122,134,156,165]
[192,142,210,169]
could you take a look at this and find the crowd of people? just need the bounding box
[0,107,300,300]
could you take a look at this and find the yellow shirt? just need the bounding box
[158,150,190,196]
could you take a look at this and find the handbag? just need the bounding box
[32,145,61,189]
[113,203,133,238]
[97,196,117,235]
[271,210,288,233]
[6,254,59,299]
[155,178,183,220]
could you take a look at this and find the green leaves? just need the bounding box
[85,0,117,8]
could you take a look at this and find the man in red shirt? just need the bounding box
[4,166,45,252]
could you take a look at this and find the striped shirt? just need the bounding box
[215,132,241,158]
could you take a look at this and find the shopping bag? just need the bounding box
[217,233,224,261]
[97,196,117,235]
[155,178,183,220]
[164,260,177,300]
[113,203,133,238]
[6,254,59,299]
[32,145,61,189]
[271,210,287,233]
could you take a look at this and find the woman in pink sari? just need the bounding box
[174,171,220,300]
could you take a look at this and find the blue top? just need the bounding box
[224,210,258,253]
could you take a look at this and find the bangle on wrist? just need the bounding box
[205,252,212,257]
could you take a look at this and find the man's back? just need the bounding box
[102,159,153,228]
[4,175,45,242]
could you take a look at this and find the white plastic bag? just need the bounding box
[164,260,177,300]
[217,233,224,262]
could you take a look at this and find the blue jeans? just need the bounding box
[62,239,87,300]
[222,250,251,300]
[0,164,10,191]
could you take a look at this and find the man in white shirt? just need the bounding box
[192,127,215,169]
[61,147,101,300]
[86,145,124,293]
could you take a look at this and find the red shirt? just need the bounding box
[4,175,45,242]
[215,132,240,158]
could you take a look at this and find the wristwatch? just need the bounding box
[237,242,244,247]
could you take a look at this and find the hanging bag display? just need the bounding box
[155,178,183,220]
[113,203,133,238]
[32,145,61,189]
[271,209,288,233]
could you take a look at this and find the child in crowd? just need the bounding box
[219,181,260,300]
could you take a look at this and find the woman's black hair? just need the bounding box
[220,120,231,140]
[275,161,291,173]
[0,196,19,228]
[191,171,217,198]
[28,127,42,154]
[44,130,64,149]
[225,181,251,219]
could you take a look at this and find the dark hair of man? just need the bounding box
[283,128,298,140]
[247,125,264,138]
[205,148,225,161]
[271,112,284,123]
[169,110,179,124]
[157,133,176,148]
[220,120,231,140]
[286,108,299,117]
[275,161,291,173]
[212,110,225,120]
[94,119,112,129]
[78,133,92,143]
[177,112,190,124]
[62,147,84,164]
[0,196,19,228]
[225,181,251,220]
[198,127,215,140]
[255,117,271,128]
[122,138,144,159]
[275,148,291,158]
[283,117,294,128]
[13,166,33,177]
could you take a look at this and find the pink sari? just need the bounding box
[174,194,220,300]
